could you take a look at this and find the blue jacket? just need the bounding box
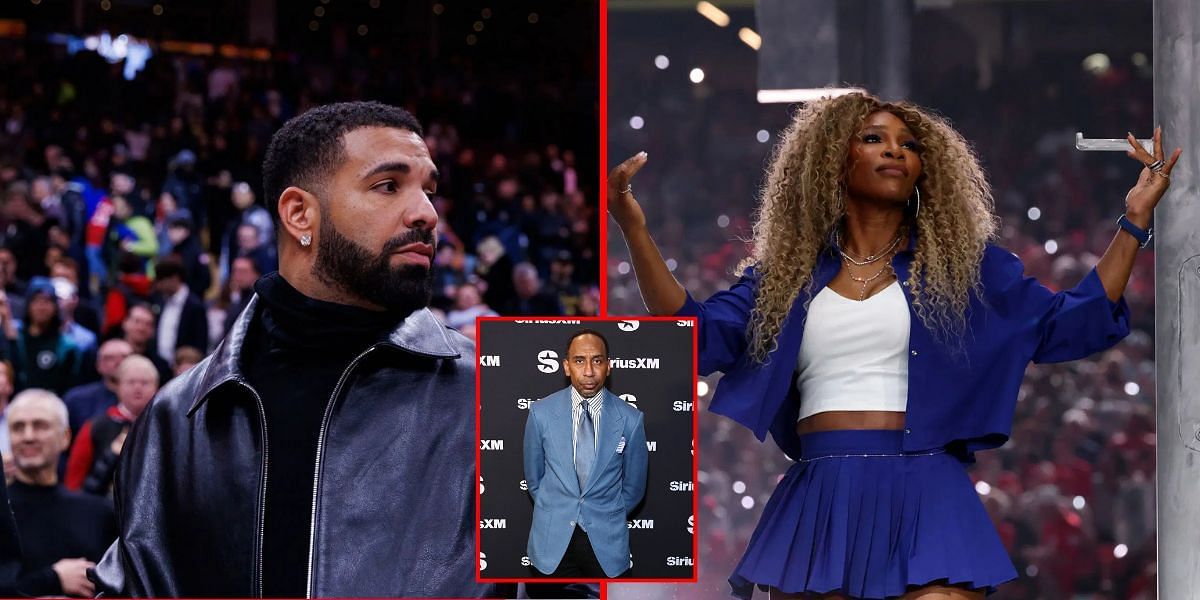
[523,386,648,578]
[676,236,1131,462]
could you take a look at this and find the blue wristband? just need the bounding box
[1116,213,1153,248]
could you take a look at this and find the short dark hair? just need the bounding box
[155,255,185,283]
[565,328,608,359]
[261,101,424,231]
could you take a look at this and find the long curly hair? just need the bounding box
[739,92,998,363]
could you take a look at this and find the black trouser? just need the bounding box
[550,525,607,578]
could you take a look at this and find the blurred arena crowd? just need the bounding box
[0,2,597,594]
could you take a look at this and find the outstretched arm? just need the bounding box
[608,153,687,315]
[1095,126,1182,302]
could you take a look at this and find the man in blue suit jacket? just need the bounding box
[523,329,648,579]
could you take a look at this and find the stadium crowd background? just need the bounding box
[608,1,1156,599]
[0,2,598,593]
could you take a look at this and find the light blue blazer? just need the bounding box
[523,386,648,578]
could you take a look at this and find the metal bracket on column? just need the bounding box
[1076,132,1154,153]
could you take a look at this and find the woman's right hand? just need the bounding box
[607,151,649,232]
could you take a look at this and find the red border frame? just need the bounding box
[474,316,701,587]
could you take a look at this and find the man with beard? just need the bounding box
[90,102,510,597]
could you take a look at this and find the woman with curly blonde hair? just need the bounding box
[608,92,1180,599]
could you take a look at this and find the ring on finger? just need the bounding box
[619,184,633,194]
[1153,170,1170,179]
[1148,159,1166,172]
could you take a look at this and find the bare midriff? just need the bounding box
[796,410,906,436]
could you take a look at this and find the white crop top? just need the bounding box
[795,280,910,421]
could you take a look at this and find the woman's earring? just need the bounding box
[300,234,312,247]
[909,187,921,220]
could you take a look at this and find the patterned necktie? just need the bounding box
[575,401,596,491]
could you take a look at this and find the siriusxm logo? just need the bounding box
[619,393,637,405]
[676,319,694,327]
[609,357,660,369]
[646,441,657,452]
[668,556,694,567]
[480,518,507,529]
[479,355,500,367]
[480,439,504,450]
[514,319,581,324]
[673,400,693,412]
[628,519,654,529]
[537,350,560,373]
[519,479,528,491]
[479,475,485,494]
[479,552,487,571]
[517,398,534,409]
[687,515,694,534]
[521,556,531,567]
[617,320,640,332]
[670,480,694,492]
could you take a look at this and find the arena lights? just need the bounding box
[314,6,325,17]
[629,115,645,130]
[369,0,380,7]
[1072,496,1086,510]
[732,481,746,494]
[738,28,761,51]
[757,87,865,104]
[697,381,709,397]
[756,129,770,143]
[528,13,539,24]
[696,1,731,27]
[617,261,631,275]
[1026,565,1038,577]
[357,25,368,36]
[1027,206,1041,221]
[482,8,492,19]
[432,3,444,15]
[474,21,484,32]
[1044,239,1059,254]
[1082,52,1112,75]
[741,496,755,509]
[974,481,991,496]
[654,55,670,70]
[716,214,730,228]
[100,0,111,11]
[689,68,705,84]
[152,4,163,15]
[1131,52,1148,67]
[1125,382,1140,396]
[665,258,678,272]
[1114,544,1129,559]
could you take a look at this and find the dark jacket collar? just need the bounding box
[187,296,461,416]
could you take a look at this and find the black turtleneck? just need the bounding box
[6,480,116,597]
[243,273,403,597]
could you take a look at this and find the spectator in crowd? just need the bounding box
[172,346,203,377]
[215,255,260,343]
[0,361,13,480]
[101,195,157,280]
[64,355,159,496]
[60,339,133,437]
[2,278,84,395]
[100,254,154,336]
[151,256,209,362]
[4,389,117,597]
[444,282,497,331]
[0,249,28,321]
[116,303,171,384]
[503,262,563,316]
[52,277,98,369]
[218,182,274,281]
[161,209,212,296]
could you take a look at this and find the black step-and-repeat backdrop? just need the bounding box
[477,317,697,580]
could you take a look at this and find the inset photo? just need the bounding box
[476,317,698,584]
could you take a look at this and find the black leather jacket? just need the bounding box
[90,299,506,597]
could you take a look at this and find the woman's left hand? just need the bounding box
[1123,126,1183,225]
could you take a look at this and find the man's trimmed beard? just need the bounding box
[312,208,434,315]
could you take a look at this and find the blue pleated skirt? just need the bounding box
[730,430,1017,599]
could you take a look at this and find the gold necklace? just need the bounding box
[843,256,895,301]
